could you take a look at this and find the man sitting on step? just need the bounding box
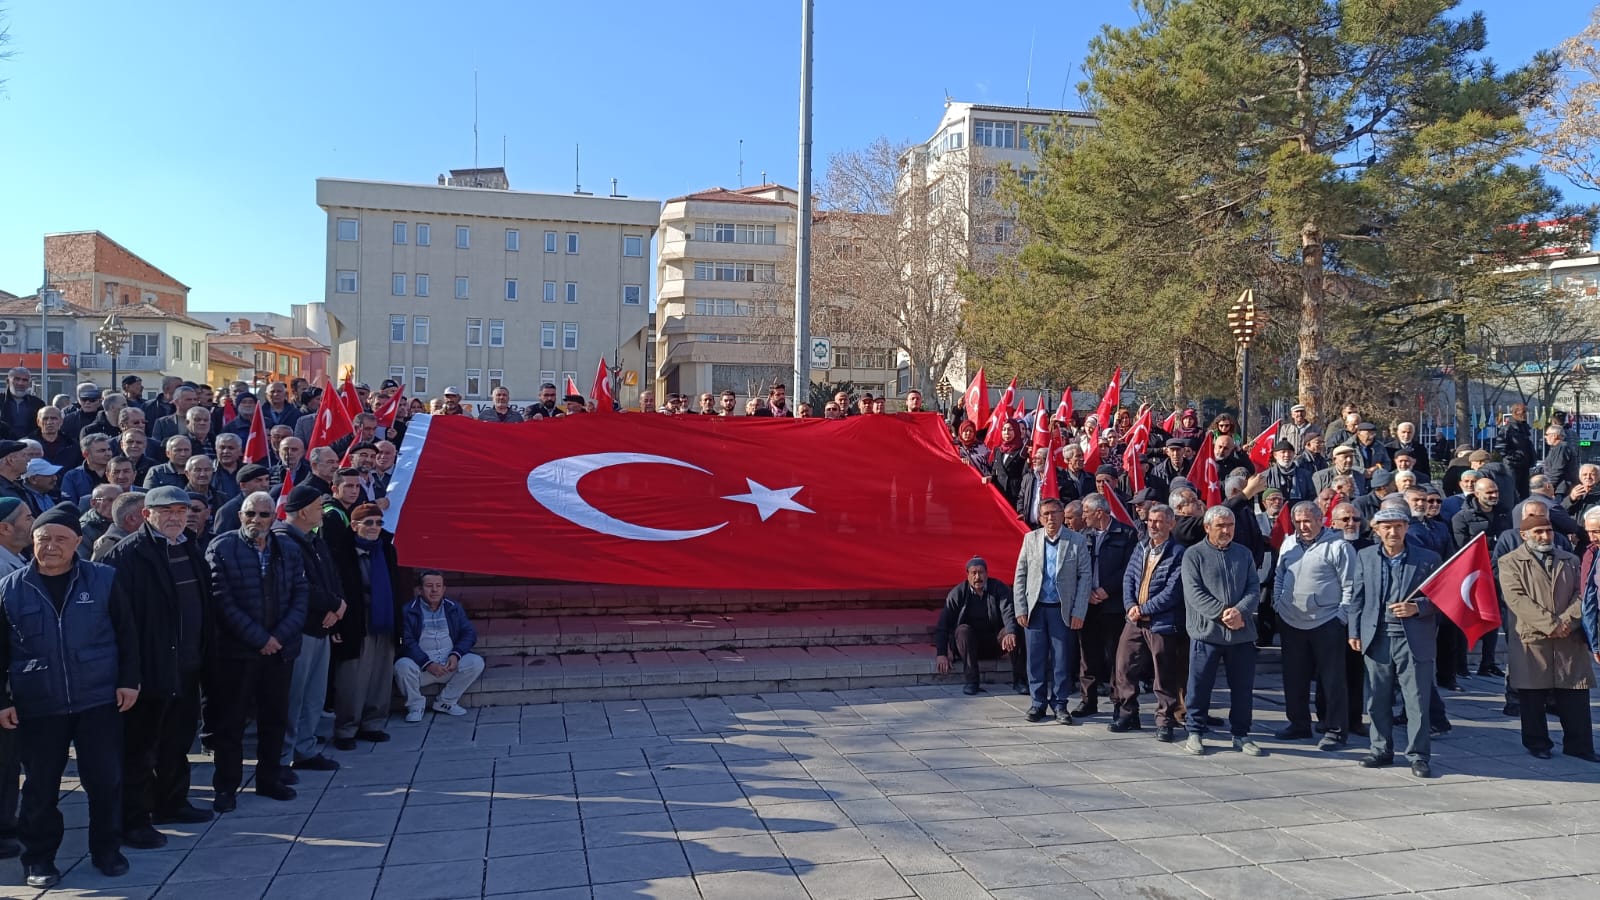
[395,570,484,720]
[934,556,1026,695]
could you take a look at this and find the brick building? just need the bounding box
[43,231,191,316]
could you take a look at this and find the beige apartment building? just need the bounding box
[655,185,899,404]
[319,169,657,407]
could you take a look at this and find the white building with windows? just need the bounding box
[318,169,657,406]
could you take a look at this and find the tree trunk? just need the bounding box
[1173,346,1186,410]
[1297,221,1325,420]
[1453,368,1472,450]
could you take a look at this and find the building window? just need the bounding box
[505,279,519,301]
[623,235,643,257]
[388,366,405,386]
[992,221,1014,243]
[543,281,557,303]
[417,223,431,246]
[336,270,357,293]
[693,262,774,282]
[456,226,470,249]
[130,333,159,357]
[336,218,358,241]
[622,285,641,306]
[392,274,406,296]
[566,232,580,254]
[488,369,504,392]
[191,340,202,362]
[489,319,505,347]
[540,322,556,349]
[412,366,428,396]
[693,223,776,244]
[393,222,407,245]
[413,316,430,345]
[563,323,578,350]
[466,318,483,346]
[834,346,851,369]
[455,277,469,300]
[389,315,406,343]
[692,298,778,317]
[505,229,520,251]
[973,119,1016,149]
[172,337,183,361]
[540,370,557,389]
[544,231,557,252]
[416,274,430,297]
[466,369,482,397]
[565,282,578,303]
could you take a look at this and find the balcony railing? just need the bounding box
[78,353,163,371]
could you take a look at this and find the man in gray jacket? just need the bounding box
[1181,506,1265,756]
[1273,502,1358,749]
[1013,497,1091,724]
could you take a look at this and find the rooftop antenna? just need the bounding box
[1025,30,1035,107]
[738,138,744,187]
[573,144,592,195]
[1060,62,1076,110]
[502,134,506,168]
[473,69,479,181]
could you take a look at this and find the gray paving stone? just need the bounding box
[377,858,486,899]
[797,858,914,900]
[484,850,592,895]
[279,836,392,874]
[388,826,489,863]
[682,834,790,874]
[952,847,1079,889]
[262,867,381,900]
[1086,873,1211,899]
[1123,835,1247,873]
[584,840,691,884]
[904,869,993,899]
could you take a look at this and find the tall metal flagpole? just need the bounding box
[792,0,814,402]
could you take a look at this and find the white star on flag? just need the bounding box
[722,479,814,521]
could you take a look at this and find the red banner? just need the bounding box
[385,413,1029,590]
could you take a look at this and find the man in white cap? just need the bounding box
[20,459,62,514]
[439,387,464,416]
[1284,404,1318,453]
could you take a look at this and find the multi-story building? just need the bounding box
[207,319,317,387]
[193,305,332,384]
[318,168,657,406]
[655,185,899,403]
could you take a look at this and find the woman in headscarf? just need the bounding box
[1169,409,1203,441]
[991,420,1029,507]
[955,420,993,478]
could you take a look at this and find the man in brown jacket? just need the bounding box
[1498,504,1598,761]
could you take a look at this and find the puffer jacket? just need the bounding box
[205,528,309,661]
[1122,537,1186,635]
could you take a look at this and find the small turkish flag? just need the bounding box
[374,388,405,429]
[1269,501,1292,549]
[1416,532,1503,649]
[339,371,364,418]
[275,464,295,521]
[591,357,616,413]
[995,377,1017,414]
[1122,406,1153,495]
[1029,395,1051,453]
[1187,431,1222,507]
[1103,487,1136,528]
[983,381,1018,450]
[962,367,990,429]
[308,380,355,451]
[564,375,581,399]
[1248,419,1282,471]
[244,399,269,465]
[1161,408,1181,433]
[1054,389,1073,425]
[1092,367,1122,436]
[221,395,237,427]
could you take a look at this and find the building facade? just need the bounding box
[318,170,657,406]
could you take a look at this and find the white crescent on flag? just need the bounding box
[1460,571,1478,611]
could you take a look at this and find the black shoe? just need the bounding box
[1440,682,1463,692]
[1204,715,1225,727]
[1359,754,1394,768]
[121,823,167,850]
[1056,708,1075,726]
[1275,726,1314,740]
[255,782,298,802]
[1012,681,1029,695]
[1531,748,1554,760]
[93,852,129,877]
[1567,751,1600,762]
[152,804,212,825]
[279,768,300,785]
[292,754,340,771]
[1431,724,1453,738]
[332,736,358,751]
[356,729,391,743]
[1479,664,1506,677]
[0,837,17,860]
[1107,717,1141,733]
[1350,723,1370,737]
[1156,726,1175,743]
[961,684,980,696]
[1070,703,1098,718]
[1026,706,1047,723]
[1455,667,1472,678]
[1411,761,1433,779]
[1504,703,1521,717]
[24,862,60,888]
[213,791,236,814]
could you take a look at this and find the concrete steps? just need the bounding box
[473,608,939,656]
[447,582,942,618]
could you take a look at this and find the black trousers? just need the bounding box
[1078,608,1121,705]
[1316,643,1367,728]
[1519,688,1595,756]
[952,624,1025,686]
[0,727,18,840]
[207,654,292,795]
[1436,618,1468,681]
[123,668,203,829]
[17,704,122,866]
[1283,619,1348,734]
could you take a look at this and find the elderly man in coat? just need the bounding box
[1499,503,1598,761]
[1013,496,1091,725]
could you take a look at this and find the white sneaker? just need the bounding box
[432,700,468,717]
[1234,737,1266,757]
[1184,732,1205,755]
[404,708,424,723]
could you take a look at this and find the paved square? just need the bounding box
[10,669,1600,898]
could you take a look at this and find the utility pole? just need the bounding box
[792,0,814,402]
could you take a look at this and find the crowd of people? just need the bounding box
[0,367,485,888]
[937,395,1600,783]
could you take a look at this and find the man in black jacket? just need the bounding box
[204,491,309,812]
[1073,494,1138,717]
[1498,403,1537,500]
[103,486,215,850]
[272,485,345,777]
[934,558,1024,695]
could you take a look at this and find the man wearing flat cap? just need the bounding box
[1313,444,1369,496]
[1351,422,1390,475]
[273,483,345,777]
[0,503,140,886]
[1263,439,1315,506]
[0,441,28,507]
[934,557,1024,695]
[1347,505,1441,777]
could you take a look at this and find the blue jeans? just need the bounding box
[1025,606,1076,710]
[282,634,330,765]
[1186,640,1256,737]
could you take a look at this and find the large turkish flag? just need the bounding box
[385,413,1029,590]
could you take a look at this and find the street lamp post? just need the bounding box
[1227,288,1260,436]
[96,314,130,390]
[1574,362,1590,460]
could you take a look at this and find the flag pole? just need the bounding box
[1401,530,1486,603]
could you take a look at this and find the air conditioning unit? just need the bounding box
[0,335,17,347]
[0,320,16,332]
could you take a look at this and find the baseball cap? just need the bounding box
[77,382,102,400]
[23,459,61,478]
[442,386,462,397]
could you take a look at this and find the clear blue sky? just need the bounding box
[0,0,1592,314]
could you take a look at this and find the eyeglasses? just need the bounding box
[1333,516,1357,522]
[241,511,273,519]
[357,518,384,527]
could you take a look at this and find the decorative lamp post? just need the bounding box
[1227,288,1260,435]
[1574,362,1590,457]
[935,381,952,414]
[95,313,130,391]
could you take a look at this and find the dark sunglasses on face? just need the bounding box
[358,518,384,527]
[241,511,273,519]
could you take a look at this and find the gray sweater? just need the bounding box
[1181,539,1261,645]
[1273,530,1357,631]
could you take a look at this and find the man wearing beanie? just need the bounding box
[272,484,345,776]
[934,557,1024,695]
[0,504,140,887]
[102,486,216,849]
[212,464,271,538]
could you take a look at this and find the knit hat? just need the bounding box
[33,504,82,536]
[236,464,271,484]
[0,497,22,522]
[283,484,326,514]
[965,556,988,571]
